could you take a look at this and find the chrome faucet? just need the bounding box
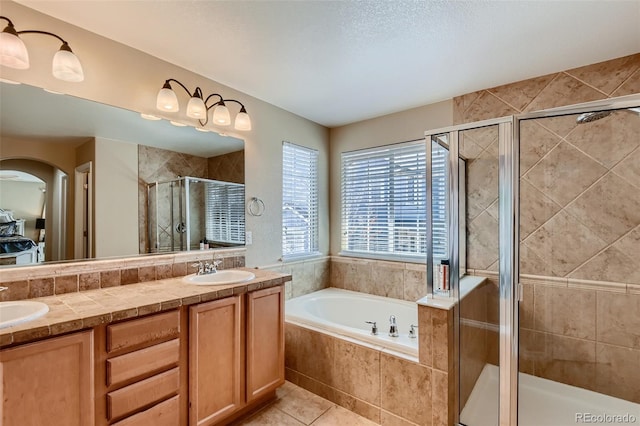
[191,261,206,275]
[409,324,418,338]
[0,286,8,292]
[365,321,378,335]
[389,315,399,337]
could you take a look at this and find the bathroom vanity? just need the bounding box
[0,268,288,426]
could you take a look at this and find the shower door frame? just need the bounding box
[425,91,640,426]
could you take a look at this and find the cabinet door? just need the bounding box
[246,285,285,402]
[1,330,94,426]
[189,295,243,426]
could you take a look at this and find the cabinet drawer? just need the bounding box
[111,395,179,426]
[107,367,179,420]
[107,310,179,353]
[107,339,179,387]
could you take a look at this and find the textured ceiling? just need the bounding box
[14,0,640,127]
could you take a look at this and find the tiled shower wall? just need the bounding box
[454,53,640,403]
[138,145,208,253]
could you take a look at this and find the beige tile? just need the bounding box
[100,270,121,288]
[380,409,420,426]
[332,339,380,406]
[519,180,562,240]
[156,264,173,280]
[595,343,640,404]
[570,246,640,285]
[54,275,78,295]
[612,68,640,97]
[519,120,561,175]
[519,243,554,277]
[466,142,499,220]
[403,269,426,302]
[313,405,379,426]
[566,54,640,96]
[566,173,640,245]
[524,73,606,112]
[274,386,333,424]
[523,210,607,277]
[431,369,453,426]
[296,374,336,403]
[567,110,640,169]
[294,326,335,386]
[28,278,54,298]
[597,291,640,350]
[518,329,546,376]
[519,283,534,329]
[0,280,29,301]
[453,90,483,120]
[535,334,597,391]
[524,141,608,207]
[381,353,432,425]
[370,264,404,299]
[418,305,432,367]
[331,389,381,424]
[463,91,518,123]
[534,285,596,340]
[138,266,156,282]
[614,146,640,189]
[276,381,299,400]
[235,406,305,426]
[459,322,487,409]
[488,73,556,111]
[461,126,499,150]
[459,133,484,160]
[467,211,499,271]
[536,114,580,139]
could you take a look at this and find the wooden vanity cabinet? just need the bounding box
[95,309,186,426]
[189,284,285,426]
[0,330,94,426]
[246,285,285,402]
[189,295,244,426]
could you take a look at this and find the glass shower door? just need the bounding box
[517,106,640,425]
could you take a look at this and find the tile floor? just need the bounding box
[233,381,378,425]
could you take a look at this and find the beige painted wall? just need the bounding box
[328,100,454,255]
[94,137,138,258]
[0,180,45,240]
[0,1,329,267]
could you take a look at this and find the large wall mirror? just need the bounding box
[0,81,245,267]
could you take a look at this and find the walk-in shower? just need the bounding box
[147,176,245,253]
[425,94,640,426]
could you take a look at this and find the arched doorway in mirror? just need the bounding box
[0,159,68,263]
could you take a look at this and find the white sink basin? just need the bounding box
[0,301,49,329]
[183,270,256,286]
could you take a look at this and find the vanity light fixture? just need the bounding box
[0,16,84,82]
[156,78,252,131]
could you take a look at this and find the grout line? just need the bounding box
[611,67,640,97]
[562,71,611,98]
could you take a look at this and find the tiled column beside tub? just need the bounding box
[285,300,455,426]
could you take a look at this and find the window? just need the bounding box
[341,140,448,261]
[205,180,245,245]
[282,141,319,259]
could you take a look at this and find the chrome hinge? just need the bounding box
[517,282,524,302]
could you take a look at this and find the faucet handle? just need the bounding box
[365,321,378,335]
[409,324,418,338]
[191,261,204,275]
[388,315,399,337]
[0,286,8,292]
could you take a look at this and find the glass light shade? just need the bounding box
[52,49,84,82]
[234,111,252,131]
[186,96,206,119]
[213,104,231,126]
[0,31,29,69]
[157,87,179,112]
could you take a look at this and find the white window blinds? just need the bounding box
[205,181,245,245]
[341,139,448,261]
[282,141,319,258]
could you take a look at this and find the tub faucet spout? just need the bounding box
[389,315,399,337]
[365,321,378,335]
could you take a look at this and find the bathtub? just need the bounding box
[285,288,418,357]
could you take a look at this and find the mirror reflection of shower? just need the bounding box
[147,176,245,253]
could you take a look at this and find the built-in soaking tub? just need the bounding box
[285,287,418,357]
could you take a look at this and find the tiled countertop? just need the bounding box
[0,268,291,349]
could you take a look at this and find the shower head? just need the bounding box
[576,111,613,124]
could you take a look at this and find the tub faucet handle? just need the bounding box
[365,321,378,335]
[409,324,418,338]
[389,315,399,337]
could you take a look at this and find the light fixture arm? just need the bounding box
[156,77,252,130]
[164,78,204,99]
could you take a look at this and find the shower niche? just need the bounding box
[147,177,245,253]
